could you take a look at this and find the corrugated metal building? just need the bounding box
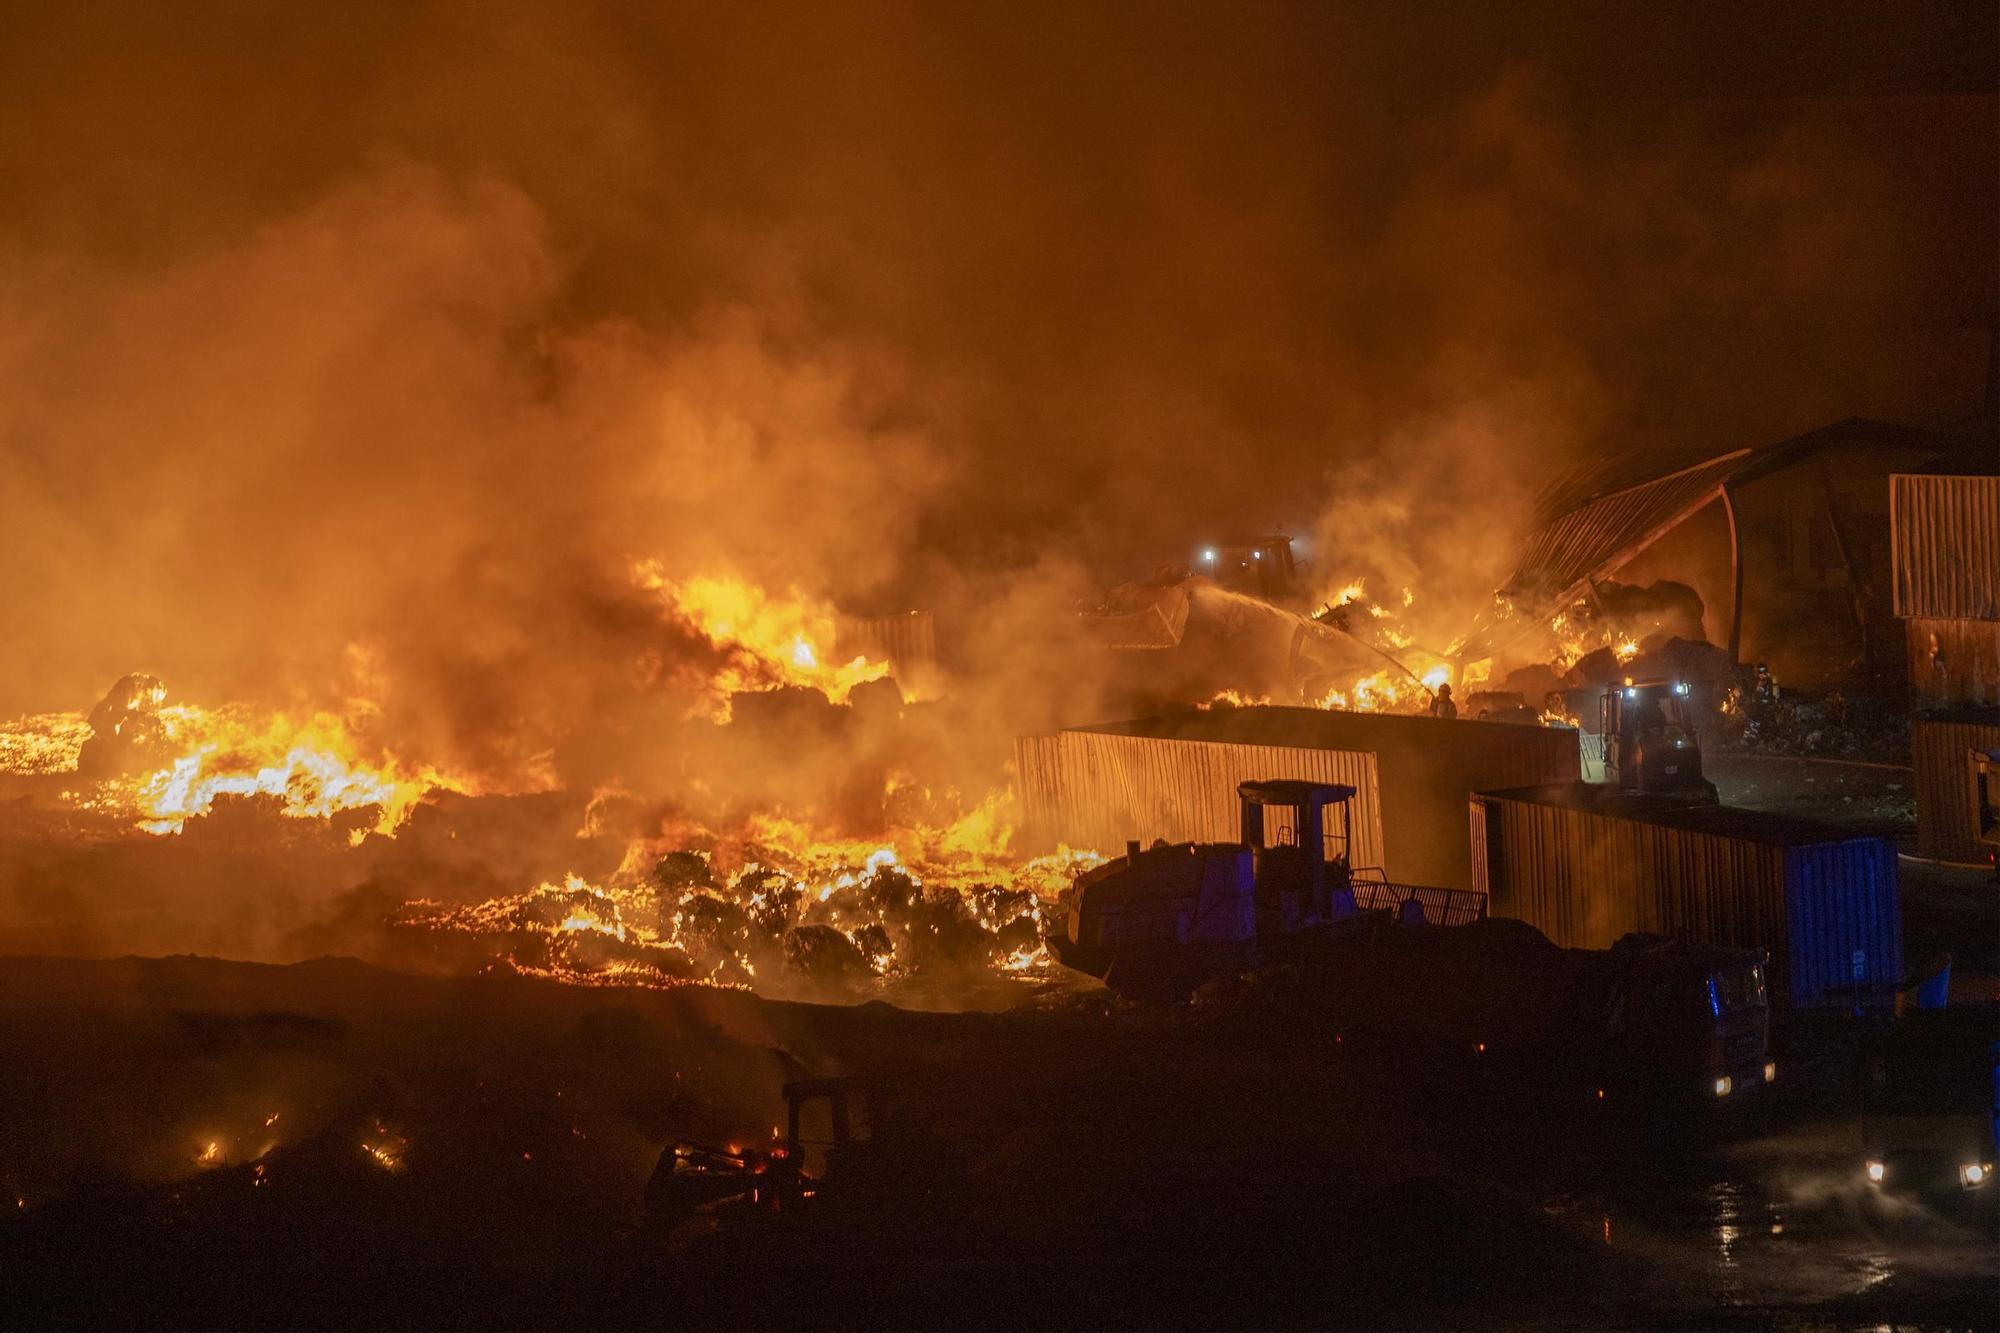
[1016,707,1580,888]
[1891,473,2000,708]
[1909,710,2000,864]
[1471,784,1901,1006]
[1495,420,1961,684]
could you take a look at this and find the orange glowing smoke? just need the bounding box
[633,564,892,719]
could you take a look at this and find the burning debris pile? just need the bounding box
[394,838,1081,999]
[0,571,1111,1002]
[1168,569,1711,723]
[5,672,471,838]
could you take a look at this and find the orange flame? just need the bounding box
[633,564,890,718]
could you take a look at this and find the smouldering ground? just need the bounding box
[0,955,1992,1330]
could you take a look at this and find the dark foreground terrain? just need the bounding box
[0,954,1994,1330]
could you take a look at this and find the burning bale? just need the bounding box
[390,839,1061,1001]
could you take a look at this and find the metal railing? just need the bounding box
[1347,872,1490,927]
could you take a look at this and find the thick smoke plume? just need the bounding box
[0,4,1990,938]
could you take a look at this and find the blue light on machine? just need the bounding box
[1624,687,1637,699]
[1707,976,1721,1018]
[1674,681,1690,696]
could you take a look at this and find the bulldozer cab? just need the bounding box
[1601,678,1714,799]
[1237,779,1356,929]
[1197,535,1302,604]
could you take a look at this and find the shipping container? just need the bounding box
[1910,710,2000,864]
[1905,617,2000,708]
[1890,474,2000,620]
[1470,783,1901,1006]
[1016,706,1580,888]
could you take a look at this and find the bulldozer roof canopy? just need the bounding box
[1237,778,1355,807]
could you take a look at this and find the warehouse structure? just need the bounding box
[1016,707,1580,889]
[1496,419,1964,684]
[1890,472,2000,862]
[1891,472,2000,708]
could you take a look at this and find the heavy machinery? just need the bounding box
[1860,1008,1998,1202]
[1075,536,1412,707]
[1600,677,1717,801]
[1193,535,1307,605]
[1048,779,1484,996]
[642,1077,861,1234]
[1049,775,1774,1107]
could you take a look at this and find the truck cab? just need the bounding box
[1860,1009,1999,1200]
[1608,936,1774,1104]
[1600,678,1716,801]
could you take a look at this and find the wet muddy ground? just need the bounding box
[0,956,1991,1330]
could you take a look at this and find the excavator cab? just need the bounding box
[1237,779,1358,931]
[1196,535,1303,604]
[1601,679,1717,802]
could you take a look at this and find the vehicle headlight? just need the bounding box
[1865,1160,1885,1183]
[1713,1076,1732,1097]
[1963,1163,1991,1187]
[1762,1061,1776,1083]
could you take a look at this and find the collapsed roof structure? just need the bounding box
[1489,418,1981,679]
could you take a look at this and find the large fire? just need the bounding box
[395,824,1100,996]
[118,705,464,836]
[4,693,466,837]
[1194,575,1667,718]
[634,564,892,720]
[0,556,1648,997]
[0,574,1110,999]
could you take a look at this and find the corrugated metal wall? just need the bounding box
[1890,474,2000,619]
[836,612,938,680]
[1471,793,1901,1005]
[1910,714,2000,863]
[1905,617,2000,707]
[1782,840,1903,1005]
[1026,708,1578,887]
[1014,731,1385,871]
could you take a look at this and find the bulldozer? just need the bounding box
[1599,677,1717,802]
[1048,779,1484,997]
[1193,535,1308,605]
[1046,776,1774,1107]
[1075,536,1412,707]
